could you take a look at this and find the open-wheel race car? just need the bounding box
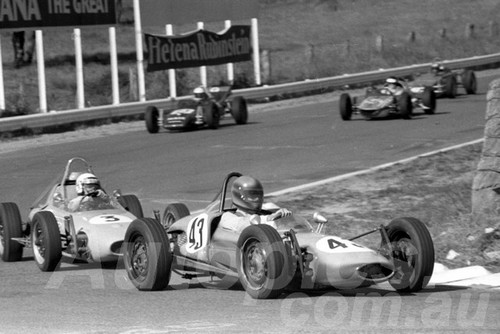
[339,77,436,120]
[0,157,144,271]
[122,172,435,299]
[144,85,248,133]
[412,61,477,98]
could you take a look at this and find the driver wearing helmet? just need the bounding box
[68,173,109,211]
[219,175,292,233]
[193,86,213,124]
[384,77,404,95]
[431,62,446,76]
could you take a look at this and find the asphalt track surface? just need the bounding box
[1,73,500,333]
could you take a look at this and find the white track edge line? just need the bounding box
[266,138,485,198]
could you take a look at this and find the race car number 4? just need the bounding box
[186,214,210,254]
[316,236,366,253]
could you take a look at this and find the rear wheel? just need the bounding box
[118,194,144,218]
[204,102,220,129]
[162,203,190,230]
[339,93,353,120]
[145,106,160,133]
[31,211,62,272]
[123,218,173,291]
[384,217,434,292]
[231,96,248,124]
[237,224,292,299]
[0,202,23,262]
[422,87,436,114]
[461,70,477,94]
[397,92,412,119]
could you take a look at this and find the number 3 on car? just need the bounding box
[186,214,209,254]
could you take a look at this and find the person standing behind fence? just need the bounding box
[12,30,35,69]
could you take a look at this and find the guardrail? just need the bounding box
[2,53,500,135]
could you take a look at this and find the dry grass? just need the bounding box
[272,142,500,272]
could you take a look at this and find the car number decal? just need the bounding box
[89,215,129,224]
[316,236,367,253]
[186,214,209,254]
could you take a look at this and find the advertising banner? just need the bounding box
[145,25,252,72]
[0,0,116,30]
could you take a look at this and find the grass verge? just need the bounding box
[272,142,500,273]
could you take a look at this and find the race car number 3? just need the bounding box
[186,214,209,254]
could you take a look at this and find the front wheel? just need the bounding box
[461,70,477,94]
[31,211,62,272]
[384,217,434,292]
[422,87,436,114]
[237,224,292,299]
[145,106,160,134]
[118,194,144,219]
[0,202,24,262]
[339,93,353,120]
[443,76,457,98]
[397,92,412,119]
[162,203,190,231]
[123,218,173,291]
[231,96,248,125]
[204,102,220,129]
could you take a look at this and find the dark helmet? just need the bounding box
[231,176,264,213]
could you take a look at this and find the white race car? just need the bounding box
[0,157,144,271]
[123,172,435,299]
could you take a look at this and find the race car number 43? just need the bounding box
[186,214,210,253]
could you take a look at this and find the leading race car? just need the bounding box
[339,77,436,120]
[144,85,248,133]
[0,157,144,271]
[122,172,435,299]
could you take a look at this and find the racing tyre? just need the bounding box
[461,70,477,94]
[231,96,248,125]
[385,217,434,292]
[145,106,160,134]
[397,92,412,119]
[162,203,190,231]
[237,224,292,299]
[0,202,24,262]
[123,218,173,291]
[422,87,436,114]
[31,211,62,272]
[339,93,353,120]
[118,194,144,218]
[204,102,220,129]
[443,76,457,98]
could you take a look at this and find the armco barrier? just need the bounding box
[1,53,500,135]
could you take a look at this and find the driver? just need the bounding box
[430,62,446,76]
[219,175,292,233]
[68,173,109,211]
[193,86,212,124]
[384,77,404,95]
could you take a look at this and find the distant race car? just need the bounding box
[0,157,144,271]
[412,64,477,98]
[122,172,435,299]
[339,77,436,120]
[144,85,248,133]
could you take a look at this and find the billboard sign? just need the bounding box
[0,0,117,30]
[145,25,251,71]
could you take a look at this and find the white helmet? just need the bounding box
[76,173,100,195]
[193,86,207,99]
